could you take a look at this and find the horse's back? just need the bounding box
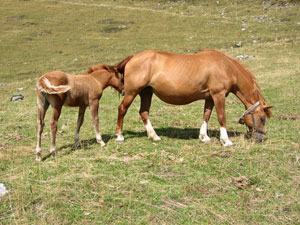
[124,50,241,104]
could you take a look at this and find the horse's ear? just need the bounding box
[263,105,273,118]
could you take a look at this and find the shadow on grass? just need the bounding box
[41,134,113,161]
[41,128,244,160]
[123,127,244,140]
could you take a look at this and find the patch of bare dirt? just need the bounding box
[277,113,300,120]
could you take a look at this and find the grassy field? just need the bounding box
[1,0,300,224]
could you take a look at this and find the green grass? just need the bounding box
[1,0,300,224]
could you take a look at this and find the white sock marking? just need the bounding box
[220,127,233,147]
[199,121,211,143]
[145,119,161,141]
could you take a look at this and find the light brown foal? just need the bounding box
[115,50,272,145]
[35,59,130,161]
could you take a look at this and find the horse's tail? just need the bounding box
[36,71,71,94]
[114,55,134,76]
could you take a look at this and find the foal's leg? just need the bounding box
[115,93,138,142]
[89,99,105,147]
[74,106,87,147]
[50,103,63,156]
[139,87,161,141]
[199,98,214,143]
[211,92,233,147]
[36,91,50,161]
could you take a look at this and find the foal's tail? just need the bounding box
[36,71,71,94]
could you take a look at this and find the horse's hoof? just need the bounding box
[116,135,125,142]
[199,134,211,143]
[153,136,161,141]
[221,139,234,147]
[74,141,80,148]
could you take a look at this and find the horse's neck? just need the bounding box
[234,81,260,109]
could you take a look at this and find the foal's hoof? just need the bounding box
[50,151,57,157]
[98,140,106,147]
[36,155,42,162]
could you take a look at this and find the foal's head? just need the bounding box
[87,64,124,93]
[239,102,272,142]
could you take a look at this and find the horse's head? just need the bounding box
[239,102,272,142]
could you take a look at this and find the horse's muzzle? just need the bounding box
[253,132,267,143]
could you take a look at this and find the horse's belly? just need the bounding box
[153,90,210,105]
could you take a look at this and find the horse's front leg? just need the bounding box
[139,87,161,141]
[50,104,62,156]
[89,99,105,147]
[212,92,233,147]
[115,93,138,142]
[74,106,87,147]
[199,98,214,143]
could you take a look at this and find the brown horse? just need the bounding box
[35,57,131,161]
[115,50,272,145]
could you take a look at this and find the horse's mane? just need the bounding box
[114,55,134,76]
[223,52,272,118]
[85,55,133,80]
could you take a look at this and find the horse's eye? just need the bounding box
[260,117,266,124]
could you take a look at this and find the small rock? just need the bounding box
[10,94,24,101]
[0,183,9,197]
[236,54,249,59]
[17,88,24,91]
[73,58,78,62]
[234,41,243,48]
[241,26,247,31]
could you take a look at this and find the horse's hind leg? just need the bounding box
[211,92,233,147]
[36,91,49,161]
[139,87,161,141]
[199,98,214,143]
[74,106,86,147]
[49,102,63,156]
[89,99,105,147]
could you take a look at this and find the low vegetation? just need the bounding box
[0,0,299,224]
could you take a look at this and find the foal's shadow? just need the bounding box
[41,134,113,161]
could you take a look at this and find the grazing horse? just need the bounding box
[115,50,273,146]
[35,57,131,161]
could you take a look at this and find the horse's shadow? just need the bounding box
[42,127,244,160]
[124,127,244,140]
